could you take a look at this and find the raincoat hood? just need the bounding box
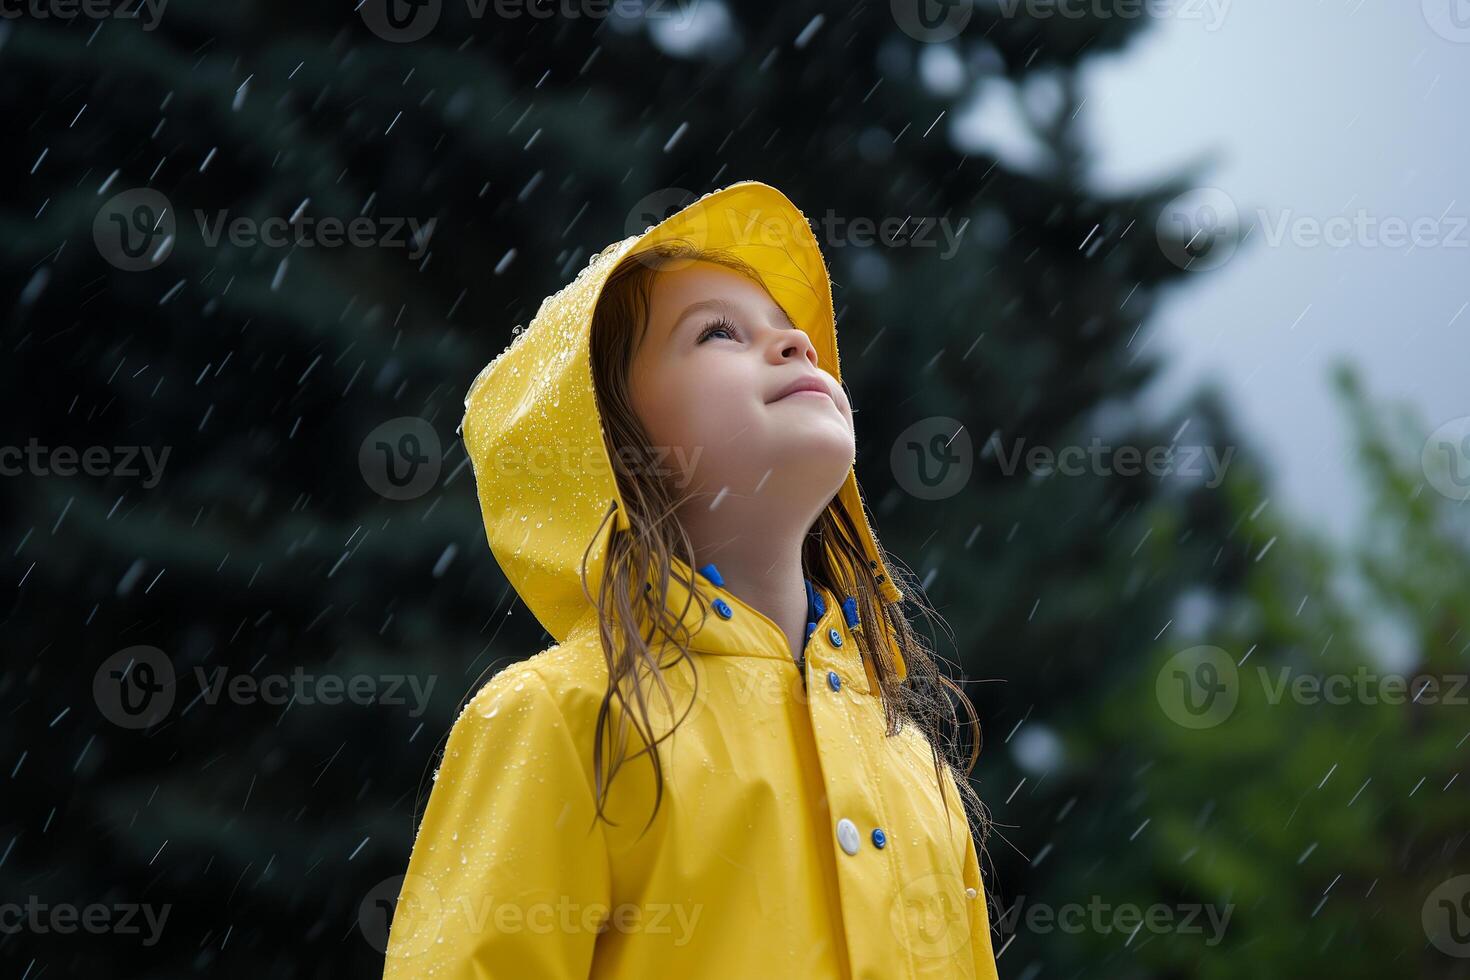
[459,181,907,677]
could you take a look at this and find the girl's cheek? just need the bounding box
[834,388,856,422]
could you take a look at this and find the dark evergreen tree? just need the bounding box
[1,1,1274,975]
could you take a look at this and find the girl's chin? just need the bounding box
[765,438,856,481]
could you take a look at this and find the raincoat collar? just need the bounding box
[695,561,837,654]
[459,180,907,681]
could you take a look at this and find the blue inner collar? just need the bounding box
[802,576,825,648]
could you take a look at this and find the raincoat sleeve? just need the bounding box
[383,661,611,979]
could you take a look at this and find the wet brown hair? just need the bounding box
[582,240,990,857]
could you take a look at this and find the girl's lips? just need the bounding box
[767,372,833,403]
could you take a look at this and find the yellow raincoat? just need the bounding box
[383,182,999,979]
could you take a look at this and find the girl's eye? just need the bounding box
[696,317,739,343]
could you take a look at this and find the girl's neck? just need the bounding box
[682,520,812,665]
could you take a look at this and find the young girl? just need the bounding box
[383,181,999,979]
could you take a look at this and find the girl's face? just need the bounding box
[629,261,855,506]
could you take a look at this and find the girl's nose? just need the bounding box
[768,326,819,368]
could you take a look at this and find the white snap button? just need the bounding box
[965,887,978,899]
[835,818,860,856]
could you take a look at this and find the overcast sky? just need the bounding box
[1075,0,1470,544]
